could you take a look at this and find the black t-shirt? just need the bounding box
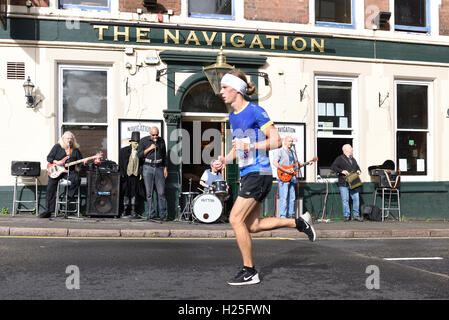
[47,144,83,165]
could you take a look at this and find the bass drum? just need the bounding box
[192,193,223,223]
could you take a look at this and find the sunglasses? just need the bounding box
[151,134,158,137]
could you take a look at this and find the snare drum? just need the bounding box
[212,180,228,196]
[192,193,222,223]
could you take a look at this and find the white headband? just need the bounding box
[221,73,247,95]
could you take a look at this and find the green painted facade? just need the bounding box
[3,18,449,64]
[2,182,449,220]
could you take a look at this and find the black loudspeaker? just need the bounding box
[11,161,41,176]
[86,171,120,217]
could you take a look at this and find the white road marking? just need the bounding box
[384,257,444,261]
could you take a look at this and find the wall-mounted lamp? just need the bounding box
[202,47,235,94]
[373,11,391,29]
[156,47,270,95]
[23,76,35,108]
[23,76,42,108]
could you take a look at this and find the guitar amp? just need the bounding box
[11,161,41,176]
[88,160,119,173]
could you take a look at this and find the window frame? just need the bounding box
[314,0,356,29]
[394,0,430,33]
[314,75,359,181]
[58,0,111,12]
[188,0,235,20]
[58,64,112,157]
[394,79,433,181]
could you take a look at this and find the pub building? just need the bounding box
[1,0,449,220]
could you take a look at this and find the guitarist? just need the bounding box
[39,131,86,218]
[272,136,305,219]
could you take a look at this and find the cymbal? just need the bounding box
[183,173,200,181]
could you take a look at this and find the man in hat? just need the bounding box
[119,131,144,219]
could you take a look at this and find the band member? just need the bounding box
[119,131,144,219]
[40,131,85,218]
[200,160,225,192]
[330,144,362,221]
[272,136,305,218]
[217,69,316,286]
[137,126,168,221]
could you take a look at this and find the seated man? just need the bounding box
[40,131,86,218]
[200,160,225,193]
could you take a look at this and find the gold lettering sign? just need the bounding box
[114,26,129,42]
[136,27,150,43]
[93,25,109,41]
[230,33,245,48]
[92,25,325,54]
[249,35,264,49]
[164,29,179,44]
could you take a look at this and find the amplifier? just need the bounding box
[371,171,400,189]
[86,171,120,217]
[88,160,119,173]
[11,161,41,176]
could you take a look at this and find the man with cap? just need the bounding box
[119,131,144,219]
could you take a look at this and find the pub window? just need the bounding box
[188,0,234,19]
[395,81,431,179]
[58,65,109,161]
[315,0,355,28]
[315,77,357,178]
[59,0,110,11]
[394,0,430,33]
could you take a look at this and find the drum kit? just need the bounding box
[178,178,229,223]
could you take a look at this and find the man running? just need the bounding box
[217,69,316,286]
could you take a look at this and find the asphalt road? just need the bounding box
[0,237,448,300]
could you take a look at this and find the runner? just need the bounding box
[217,69,316,286]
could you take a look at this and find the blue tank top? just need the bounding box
[229,102,274,177]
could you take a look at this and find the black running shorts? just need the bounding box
[238,172,273,202]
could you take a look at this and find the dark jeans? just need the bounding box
[142,165,167,219]
[45,172,80,214]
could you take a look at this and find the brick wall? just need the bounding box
[245,0,309,24]
[9,0,49,7]
[120,0,181,14]
[364,0,389,30]
[440,0,449,35]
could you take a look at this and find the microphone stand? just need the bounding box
[64,143,70,219]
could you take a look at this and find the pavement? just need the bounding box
[1,213,449,239]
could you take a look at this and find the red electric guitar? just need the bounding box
[277,157,318,182]
[47,152,103,178]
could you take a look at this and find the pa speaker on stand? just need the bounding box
[86,168,120,217]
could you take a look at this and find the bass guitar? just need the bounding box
[277,157,318,182]
[47,152,103,179]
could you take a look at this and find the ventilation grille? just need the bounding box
[7,62,25,80]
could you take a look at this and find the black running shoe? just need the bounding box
[227,267,260,286]
[296,216,316,242]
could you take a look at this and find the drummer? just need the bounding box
[199,159,227,193]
